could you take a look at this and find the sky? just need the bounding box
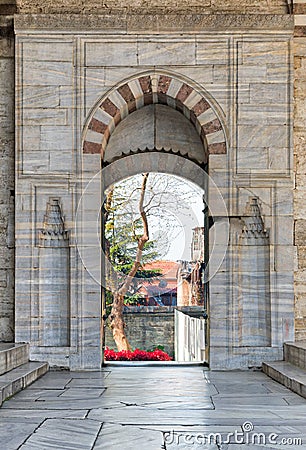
[109,173,205,262]
[150,178,204,261]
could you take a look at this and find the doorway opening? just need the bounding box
[102,171,209,364]
[80,71,228,370]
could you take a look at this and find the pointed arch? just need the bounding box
[82,71,227,161]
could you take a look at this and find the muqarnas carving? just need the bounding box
[238,196,271,347]
[38,198,70,346]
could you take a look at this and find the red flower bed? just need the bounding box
[104,347,172,361]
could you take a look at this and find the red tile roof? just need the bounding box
[142,260,179,279]
[139,260,179,298]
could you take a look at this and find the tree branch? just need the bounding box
[118,173,149,297]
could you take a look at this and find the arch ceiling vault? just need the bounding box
[83,71,227,164]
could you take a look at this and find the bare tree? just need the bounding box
[108,173,149,351]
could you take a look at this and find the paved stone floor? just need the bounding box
[0,365,306,449]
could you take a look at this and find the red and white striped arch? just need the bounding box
[83,72,227,160]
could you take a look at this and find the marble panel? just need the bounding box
[213,64,229,83]
[237,147,268,170]
[238,65,267,83]
[196,40,229,65]
[23,61,73,86]
[40,125,73,151]
[82,154,101,174]
[59,85,75,108]
[273,216,294,245]
[85,41,138,66]
[241,41,289,66]
[268,147,290,172]
[49,150,73,172]
[22,41,73,62]
[138,40,196,65]
[103,67,145,87]
[238,105,288,125]
[250,83,287,104]
[238,125,289,148]
[22,126,41,151]
[21,151,49,173]
[175,65,214,84]
[266,63,290,82]
[23,108,68,126]
[275,245,296,272]
[22,86,60,108]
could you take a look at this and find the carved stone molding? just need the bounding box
[240,196,269,241]
[39,198,69,248]
[14,13,294,33]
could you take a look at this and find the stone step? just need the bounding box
[0,343,29,376]
[284,341,306,369]
[0,361,49,406]
[262,360,306,399]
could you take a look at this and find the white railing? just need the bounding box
[174,310,206,362]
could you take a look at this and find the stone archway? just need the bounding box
[82,70,227,159]
[79,70,229,369]
[13,20,295,372]
[78,150,229,367]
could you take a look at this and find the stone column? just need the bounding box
[38,198,70,346]
[238,197,271,346]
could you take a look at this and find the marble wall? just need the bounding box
[0,13,15,341]
[13,12,295,369]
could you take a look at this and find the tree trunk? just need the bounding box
[109,173,149,351]
[110,292,132,351]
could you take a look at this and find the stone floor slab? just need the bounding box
[19,418,102,449]
[65,378,108,388]
[0,366,305,449]
[2,398,109,410]
[0,419,42,450]
[58,387,106,399]
[212,395,289,406]
[9,388,65,401]
[88,406,215,425]
[93,423,163,449]
[67,371,111,378]
[0,409,88,419]
[22,372,72,389]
